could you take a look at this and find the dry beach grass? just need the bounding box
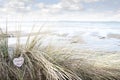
[42,45,120,80]
[0,27,81,80]
[0,26,120,80]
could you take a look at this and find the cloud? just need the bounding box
[34,0,107,14]
[59,0,83,11]
[110,10,120,21]
[0,0,119,21]
[83,0,105,3]
[0,0,106,14]
[36,0,83,14]
[0,0,33,14]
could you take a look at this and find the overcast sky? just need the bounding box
[0,0,120,21]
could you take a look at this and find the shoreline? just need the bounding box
[7,30,120,52]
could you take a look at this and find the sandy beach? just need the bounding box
[107,33,120,39]
[8,25,120,51]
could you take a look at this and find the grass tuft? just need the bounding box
[0,26,81,80]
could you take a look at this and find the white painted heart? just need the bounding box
[13,56,24,67]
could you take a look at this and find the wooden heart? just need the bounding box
[13,56,24,67]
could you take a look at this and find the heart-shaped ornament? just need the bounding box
[13,56,24,67]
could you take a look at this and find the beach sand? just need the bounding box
[107,33,120,39]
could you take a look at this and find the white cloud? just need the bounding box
[36,0,83,15]
[36,0,107,14]
[0,0,105,14]
[59,0,83,11]
[0,0,119,21]
[83,0,105,3]
[37,3,45,9]
[0,0,33,14]
[110,10,120,21]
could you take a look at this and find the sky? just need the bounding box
[0,0,120,21]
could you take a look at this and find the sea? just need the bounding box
[0,21,120,51]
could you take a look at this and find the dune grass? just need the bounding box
[0,26,81,80]
[42,46,120,80]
